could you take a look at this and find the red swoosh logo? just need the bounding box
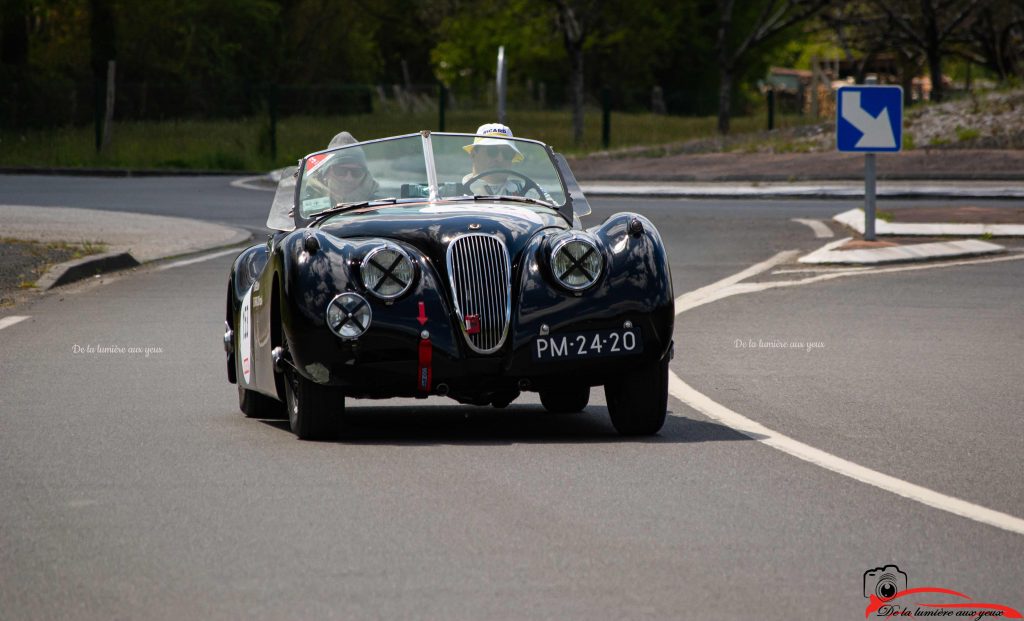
[866,588,1023,618]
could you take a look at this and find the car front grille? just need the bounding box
[446,234,511,354]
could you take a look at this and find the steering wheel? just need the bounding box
[462,169,544,198]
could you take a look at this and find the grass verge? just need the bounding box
[0,109,817,171]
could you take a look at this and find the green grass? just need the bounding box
[955,126,980,142]
[0,108,818,171]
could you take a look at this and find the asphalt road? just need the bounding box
[1,176,1022,620]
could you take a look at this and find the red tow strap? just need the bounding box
[417,337,432,393]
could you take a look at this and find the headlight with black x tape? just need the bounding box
[326,292,372,340]
[360,244,416,300]
[550,233,603,292]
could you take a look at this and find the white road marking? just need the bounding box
[153,248,242,271]
[0,315,30,331]
[790,218,834,238]
[674,250,799,314]
[772,267,870,275]
[670,250,1024,535]
[231,176,275,192]
[668,372,1024,536]
[677,250,1024,314]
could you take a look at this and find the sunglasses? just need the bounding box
[330,166,366,179]
[475,146,513,160]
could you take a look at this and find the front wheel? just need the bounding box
[604,357,668,436]
[284,370,344,440]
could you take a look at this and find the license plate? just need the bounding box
[533,328,642,361]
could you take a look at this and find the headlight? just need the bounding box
[326,292,372,339]
[360,244,415,300]
[550,234,602,291]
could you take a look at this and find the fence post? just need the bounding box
[94,76,103,153]
[766,86,775,131]
[601,87,611,149]
[101,60,115,150]
[438,83,447,132]
[268,83,278,162]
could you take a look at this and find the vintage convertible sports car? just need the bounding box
[224,131,674,439]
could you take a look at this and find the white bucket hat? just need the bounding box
[463,123,524,162]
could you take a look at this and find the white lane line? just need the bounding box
[668,372,1024,536]
[678,251,1024,314]
[772,267,870,275]
[0,315,30,331]
[231,176,275,192]
[153,247,243,272]
[791,218,834,238]
[674,250,799,314]
[670,250,1024,535]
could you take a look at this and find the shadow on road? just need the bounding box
[254,404,752,446]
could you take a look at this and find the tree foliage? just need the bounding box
[2,0,1016,131]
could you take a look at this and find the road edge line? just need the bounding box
[669,249,1024,535]
[0,315,30,331]
[668,371,1024,536]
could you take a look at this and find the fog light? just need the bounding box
[326,292,372,340]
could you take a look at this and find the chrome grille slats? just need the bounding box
[446,233,511,354]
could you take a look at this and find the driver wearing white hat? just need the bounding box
[462,123,529,196]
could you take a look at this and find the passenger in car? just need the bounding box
[324,131,379,204]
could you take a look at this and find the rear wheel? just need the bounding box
[604,357,668,435]
[539,385,590,413]
[238,386,285,419]
[284,369,343,441]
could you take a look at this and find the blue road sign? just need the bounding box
[836,86,903,153]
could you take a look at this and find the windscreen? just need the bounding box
[296,133,567,219]
[430,134,567,206]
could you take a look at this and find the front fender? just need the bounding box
[511,212,674,360]
[278,231,460,387]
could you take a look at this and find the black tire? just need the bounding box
[284,369,343,440]
[238,385,286,419]
[539,386,590,413]
[604,356,668,435]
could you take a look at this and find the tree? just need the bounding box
[1,0,29,67]
[550,0,596,145]
[873,0,990,102]
[715,0,827,134]
[960,0,1024,82]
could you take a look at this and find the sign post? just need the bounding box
[836,84,903,241]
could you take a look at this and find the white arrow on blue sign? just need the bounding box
[836,85,903,153]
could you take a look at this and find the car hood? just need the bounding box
[317,202,568,261]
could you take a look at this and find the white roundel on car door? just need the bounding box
[240,287,252,384]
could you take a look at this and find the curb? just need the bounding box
[0,167,258,178]
[573,172,1024,183]
[833,208,1024,236]
[798,237,1006,265]
[35,251,141,290]
[33,231,253,291]
[578,182,1024,200]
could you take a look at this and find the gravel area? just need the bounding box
[569,149,1024,181]
[570,88,1024,181]
[0,239,81,306]
[883,205,1024,224]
